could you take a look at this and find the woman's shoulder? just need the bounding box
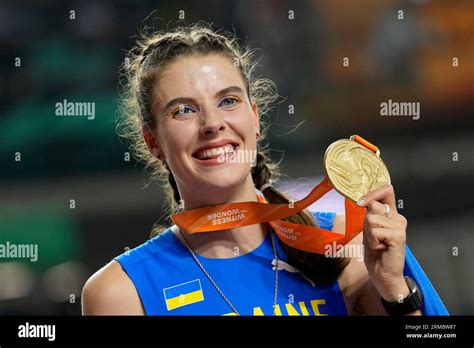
[81,227,177,315]
[114,228,176,265]
[81,260,145,315]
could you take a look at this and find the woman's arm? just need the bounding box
[334,213,422,316]
[81,261,145,315]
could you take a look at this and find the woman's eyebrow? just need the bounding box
[214,86,244,98]
[162,86,244,112]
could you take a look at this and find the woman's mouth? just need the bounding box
[195,144,236,160]
[192,143,239,166]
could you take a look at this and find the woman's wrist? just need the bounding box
[373,276,410,302]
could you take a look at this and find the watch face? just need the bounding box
[404,277,424,308]
[406,276,416,293]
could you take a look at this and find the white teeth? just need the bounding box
[196,144,236,160]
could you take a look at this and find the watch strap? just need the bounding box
[381,276,424,316]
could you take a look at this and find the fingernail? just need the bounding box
[357,197,366,206]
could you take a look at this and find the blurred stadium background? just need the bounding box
[0,0,473,315]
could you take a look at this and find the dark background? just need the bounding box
[0,0,473,315]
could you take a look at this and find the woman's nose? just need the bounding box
[198,108,226,136]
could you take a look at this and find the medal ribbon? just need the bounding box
[171,135,376,254]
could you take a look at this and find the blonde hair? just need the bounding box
[117,22,349,284]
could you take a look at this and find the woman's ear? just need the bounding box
[142,127,164,160]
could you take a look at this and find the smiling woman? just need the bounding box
[81,23,444,316]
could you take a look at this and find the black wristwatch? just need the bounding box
[381,276,423,316]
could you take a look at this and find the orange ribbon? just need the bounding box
[171,135,381,254]
[171,175,366,254]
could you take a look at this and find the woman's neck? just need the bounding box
[173,223,269,259]
[174,175,268,259]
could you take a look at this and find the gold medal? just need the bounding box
[324,135,391,203]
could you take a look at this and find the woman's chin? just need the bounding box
[195,169,248,191]
[189,155,252,191]
[202,175,244,189]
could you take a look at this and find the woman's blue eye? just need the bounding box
[172,105,196,116]
[219,96,240,108]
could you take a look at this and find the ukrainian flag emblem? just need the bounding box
[163,279,205,311]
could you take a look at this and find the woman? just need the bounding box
[82,23,446,316]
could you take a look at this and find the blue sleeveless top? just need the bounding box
[114,212,348,316]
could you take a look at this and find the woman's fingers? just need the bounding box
[358,183,397,212]
[364,227,406,250]
[369,202,408,228]
[367,200,391,216]
[366,213,399,229]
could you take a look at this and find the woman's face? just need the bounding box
[145,53,260,198]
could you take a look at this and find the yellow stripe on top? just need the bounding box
[165,289,204,311]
